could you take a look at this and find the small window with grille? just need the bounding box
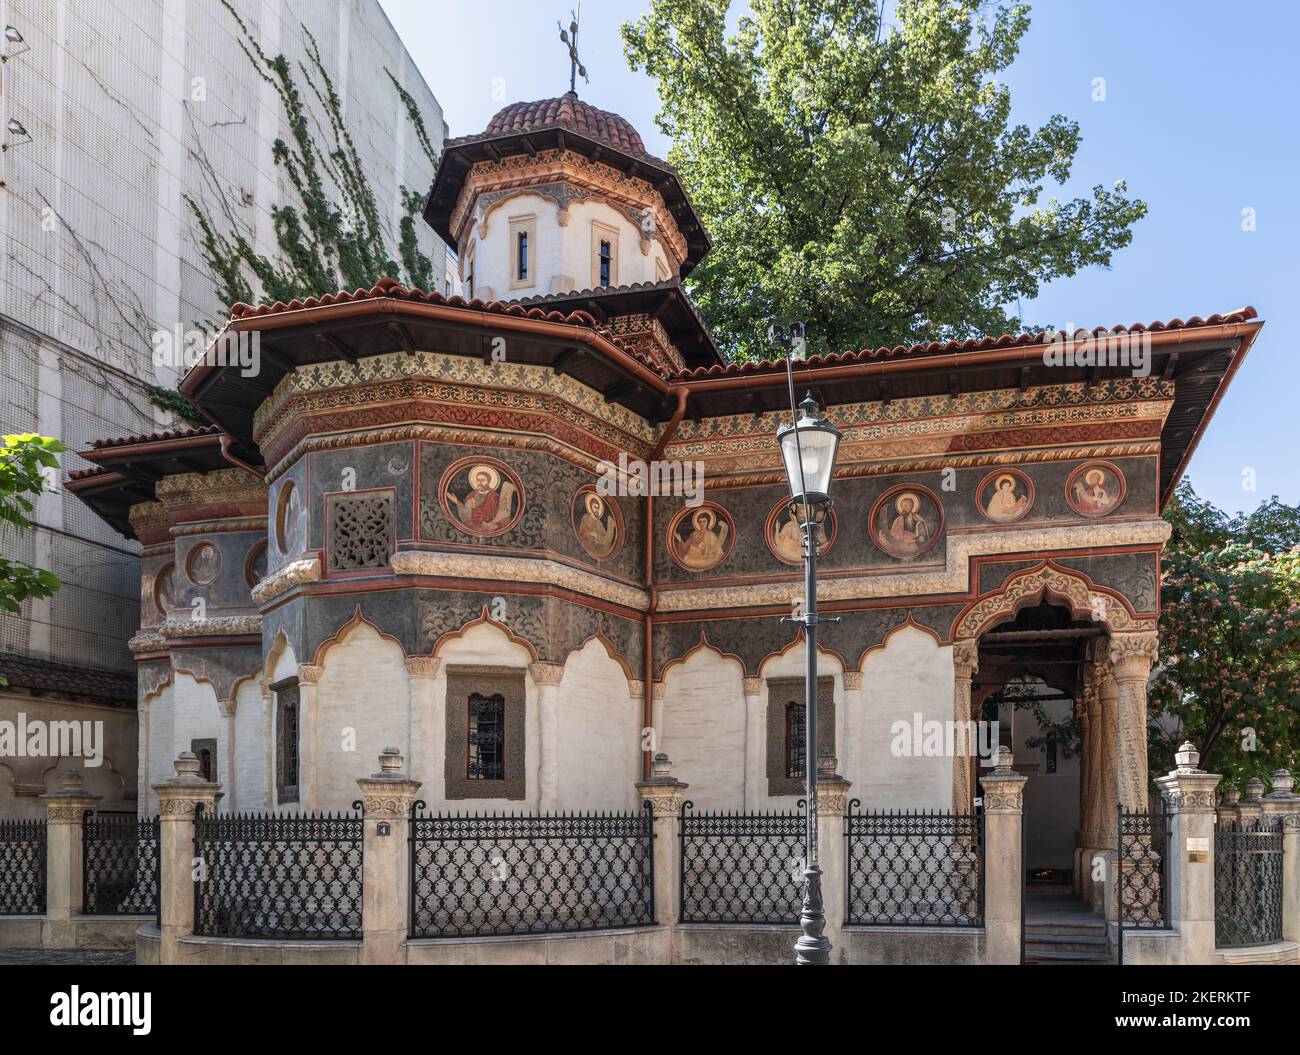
[785,701,805,779]
[467,693,505,780]
[273,678,299,805]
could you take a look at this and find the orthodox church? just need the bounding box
[67,90,1259,891]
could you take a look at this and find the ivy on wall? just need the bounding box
[185,0,441,313]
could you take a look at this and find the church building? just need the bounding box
[66,91,1260,896]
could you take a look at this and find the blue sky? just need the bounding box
[380,0,1298,513]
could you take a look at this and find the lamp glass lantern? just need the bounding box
[776,394,841,506]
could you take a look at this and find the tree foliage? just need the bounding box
[623,0,1147,360]
[1151,482,1300,783]
[0,435,66,683]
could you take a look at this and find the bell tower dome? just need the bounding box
[424,92,710,304]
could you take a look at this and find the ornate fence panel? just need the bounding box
[82,811,160,917]
[679,801,805,924]
[845,805,983,927]
[409,804,655,938]
[1215,819,1283,949]
[1117,808,1169,928]
[0,819,46,915]
[193,804,364,940]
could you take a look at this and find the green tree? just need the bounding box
[1150,482,1300,784]
[0,434,65,683]
[623,0,1147,360]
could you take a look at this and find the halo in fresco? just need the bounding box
[667,502,735,572]
[439,457,525,537]
[977,469,1035,524]
[868,484,943,561]
[572,485,625,561]
[764,497,836,565]
[1066,461,1126,518]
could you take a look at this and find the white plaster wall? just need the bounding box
[427,620,540,811]
[470,194,670,298]
[751,645,844,811]
[161,672,224,805]
[233,675,269,813]
[855,627,953,810]
[556,639,637,810]
[314,623,410,811]
[658,647,747,810]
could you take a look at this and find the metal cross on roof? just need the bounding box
[557,3,589,94]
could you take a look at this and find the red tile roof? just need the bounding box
[456,92,650,157]
[226,277,674,378]
[672,307,1260,380]
[88,425,219,449]
[0,651,136,704]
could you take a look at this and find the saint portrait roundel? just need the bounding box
[868,484,944,562]
[572,485,625,562]
[1066,461,1126,518]
[667,502,735,573]
[764,496,836,566]
[438,457,525,538]
[976,469,1035,525]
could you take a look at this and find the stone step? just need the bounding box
[1025,933,1109,954]
[1024,920,1108,936]
[1024,947,1114,964]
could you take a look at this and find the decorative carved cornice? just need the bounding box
[171,516,267,537]
[1109,630,1160,673]
[128,501,173,544]
[390,550,647,611]
[742,677,762,696]
[159,615,261,639]
[952,639,980,672]
[842,671,864,691]
[128,631,167,654]
[297,664,323,686]
[155,467,266,512]
[251,555,322,606]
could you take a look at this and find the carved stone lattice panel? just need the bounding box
[327,491,395,572]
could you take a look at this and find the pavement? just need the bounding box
[0,948,135,965]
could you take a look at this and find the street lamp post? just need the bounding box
[772,327,842,965]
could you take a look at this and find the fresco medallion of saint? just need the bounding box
[868,484,943,561]
[765,497,836,566]
[976,469,1035,524]
[667,502,735,573]
[1066,461,1126,518]
[439,457,525,538]
[572,485,625,561]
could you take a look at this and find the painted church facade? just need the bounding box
[67,93,1260,891]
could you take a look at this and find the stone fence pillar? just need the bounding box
[357,747,422,965]
[635,753,688,927]
[153,751,221,965]
[41,770,100,948]
[815,753,852,956]
[1153,742,1220,964]
[979,746,1027,964]
[1259,769,1300,944]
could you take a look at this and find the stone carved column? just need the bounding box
[742,676,763,811]
[357,748,422,965]
[1109,631,1159,814]
[952,640,979,815]
[404,657,441,792]
[218,698,236,812]
[41,770,101,948]
[979,746,1027,964]
[1153,742,1221,964]
[154,751,221,965]
[530,661,565,812]
[1074,680,1094,897]
[635,753,688,929]
[297,663,323,812]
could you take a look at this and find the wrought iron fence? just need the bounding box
[409,804,655,938]
[193,804,364,940]
[1215,818,1283,949]
[1117,806,1169,930]
[82,811,160,917]
[679,801,805,924]
[0,819,46,915]
[845,804,983,927]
